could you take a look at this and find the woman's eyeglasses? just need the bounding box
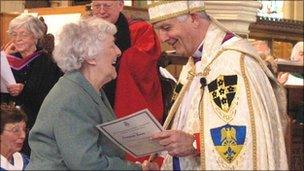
[9,32,32,40]
[4,126,28,134]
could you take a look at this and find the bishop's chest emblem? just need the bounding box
[208,75,239,122]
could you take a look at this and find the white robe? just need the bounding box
[161,23,288,170]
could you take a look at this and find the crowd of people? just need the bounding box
[0,0,300,170]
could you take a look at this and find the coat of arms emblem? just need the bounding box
[208,75,239,122]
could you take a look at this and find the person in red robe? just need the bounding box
[91,0,164,165]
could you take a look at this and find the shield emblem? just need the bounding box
[208,75,238,122]
[210,124,246,163]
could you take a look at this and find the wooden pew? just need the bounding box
[277,60,304,170]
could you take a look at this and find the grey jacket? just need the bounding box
[26,71,141,170]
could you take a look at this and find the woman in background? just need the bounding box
[0,14,62,155]
[0,103,29,171]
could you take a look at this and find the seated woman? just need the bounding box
[26,17,157,170]
[277,41,303,85]
[0,103,29,171]
[1,14,63,155]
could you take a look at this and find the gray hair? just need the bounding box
[290,41,303,61]
[53,17,117,73]
[8,14,45,40]
[176,11,210,22]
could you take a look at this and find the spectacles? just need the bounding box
[9,32,33,40]
[91,2,114,11]
[4,126,28,135]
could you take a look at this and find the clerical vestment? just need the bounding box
[161,23,288,170]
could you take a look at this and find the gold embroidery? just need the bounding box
[162,58,196,129]
[240,54,257,170]
[148,58,196,162]
[148,1,205,24]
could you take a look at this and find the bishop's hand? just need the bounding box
[151,130,196,157]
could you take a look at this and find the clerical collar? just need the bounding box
[192,40,204,58]
[192,32,235,60]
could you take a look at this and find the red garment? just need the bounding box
[6,51,42,70]
[114,20,164,165]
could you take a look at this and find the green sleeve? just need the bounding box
[53,103,142,170]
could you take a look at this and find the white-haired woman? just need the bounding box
[0,14,62,155]
[277,41,303,85]
[26,17,157,170]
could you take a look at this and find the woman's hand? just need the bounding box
[141,160,159,171]
[2,41,17,54]
[277,72,289,85]
[7,83,24,96]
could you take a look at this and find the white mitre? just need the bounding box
[148,1,205,24]
[148,0,233,34]
[148,1,261,35]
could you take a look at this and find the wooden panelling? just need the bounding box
[273,41,293,60]
[25,0,50,8]
[277,60,304,171]
[27,5,86,15]
[249,16,304,43]
[0,12,19,48]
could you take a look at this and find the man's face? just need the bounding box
[154,16,199,57]
[91,0,124,24]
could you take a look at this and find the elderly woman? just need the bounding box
[0,14,63,155]
[26,17,157,170]
[1,103,29,170]
[277,41,304,85]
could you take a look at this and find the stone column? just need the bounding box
[204,1,261,36]
[283,1,304,21]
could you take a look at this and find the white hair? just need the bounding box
[176,12,210,22]
[8,14,45,40]
[53,17,117,73]
[290,41,303,61]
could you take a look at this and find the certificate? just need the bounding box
[1,51,16,93]
[96,109,165,158]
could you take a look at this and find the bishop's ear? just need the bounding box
[190,13,200,28]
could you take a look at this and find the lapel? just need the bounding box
[64,71,116,122]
